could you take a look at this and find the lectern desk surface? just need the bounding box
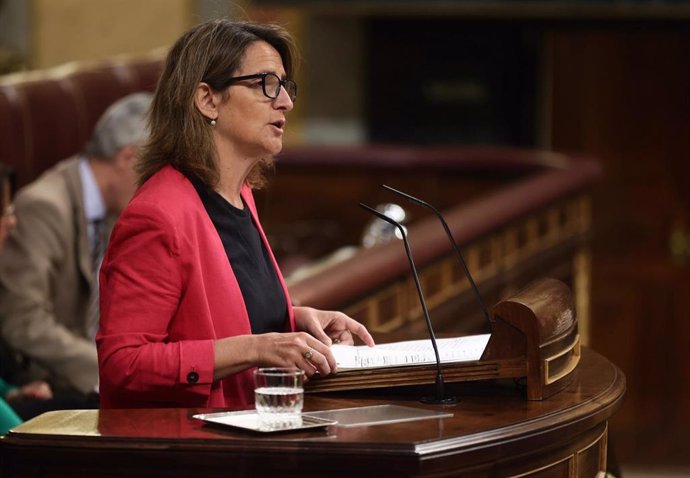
[0,348,624,478]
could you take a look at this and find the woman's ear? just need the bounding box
[194,82,219,121]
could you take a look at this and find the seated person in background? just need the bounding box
[0,93,152,405]
[0,378,52,435]
[97,19,374,409]
[0,177,51,434]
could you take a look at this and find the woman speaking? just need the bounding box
[97,19,374,409]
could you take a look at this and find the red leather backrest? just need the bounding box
[0,85,27,183]
[0,54,164,187]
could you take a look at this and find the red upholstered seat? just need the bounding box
[0,53,164,187]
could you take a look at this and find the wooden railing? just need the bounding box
[265,146,602,339]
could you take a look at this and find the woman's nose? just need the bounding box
[274,86,294,111]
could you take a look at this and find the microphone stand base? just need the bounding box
[420,395,458,405]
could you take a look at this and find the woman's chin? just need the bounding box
[265,141,284,157]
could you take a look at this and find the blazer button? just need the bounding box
[187,371,199,384]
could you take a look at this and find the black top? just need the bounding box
[189,177,287,334]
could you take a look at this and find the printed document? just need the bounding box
[331,334,491,370]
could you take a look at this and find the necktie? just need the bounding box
[86,219,106,340]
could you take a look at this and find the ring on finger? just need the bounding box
[304,348,314,360]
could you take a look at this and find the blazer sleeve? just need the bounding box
[0,192,98,394]
[97,200,216,405]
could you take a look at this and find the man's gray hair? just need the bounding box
[83,92,153,160]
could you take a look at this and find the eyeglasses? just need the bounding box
[223,72,297,102]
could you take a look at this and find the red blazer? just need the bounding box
[97,166,295,409]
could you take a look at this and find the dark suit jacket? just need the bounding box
[97,166,295,409]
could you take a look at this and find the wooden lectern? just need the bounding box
[484,277,581,400]
[306,277,581,401]
[0,279,624,478]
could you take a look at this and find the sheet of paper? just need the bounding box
[331,334,491,370]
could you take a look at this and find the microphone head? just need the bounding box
[361,203,407,248]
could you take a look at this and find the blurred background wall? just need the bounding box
[0,0,196,71]
[0,0,688,473]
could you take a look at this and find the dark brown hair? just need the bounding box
[136,19,297,189]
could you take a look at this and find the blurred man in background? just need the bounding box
[0,92,152,408]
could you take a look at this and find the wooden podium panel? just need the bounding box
[306,278,581,401]
[0,348,624,478]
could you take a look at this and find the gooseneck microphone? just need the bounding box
[382,184,491,327]
[359,202,457,405]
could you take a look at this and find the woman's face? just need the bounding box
[214,41,294,160]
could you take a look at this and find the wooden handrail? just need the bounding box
[285,147,602,310]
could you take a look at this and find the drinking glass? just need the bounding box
[253,367,305,429]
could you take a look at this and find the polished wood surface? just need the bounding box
[0,348,624,477]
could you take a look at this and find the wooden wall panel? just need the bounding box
[549,27,690,465]
[31,0,192,68]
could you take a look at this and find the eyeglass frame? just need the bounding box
[221,72,297,102]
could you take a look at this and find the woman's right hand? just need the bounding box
[254,331,337,378]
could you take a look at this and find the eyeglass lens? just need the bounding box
[264,74,297,102]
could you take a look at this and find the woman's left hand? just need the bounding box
[293,306,375,348]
